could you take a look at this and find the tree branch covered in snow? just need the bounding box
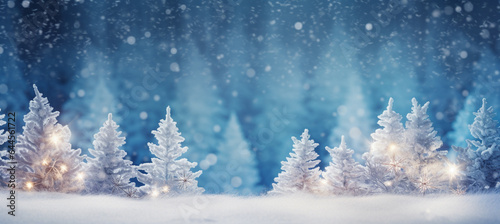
[455,98,500,192]
[0,109,10,186]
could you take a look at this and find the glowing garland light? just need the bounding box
[151,190,160,198]
[162,185,170,193]
[60,164,68,173]
[447,164,458,179]
[27,127,84,192]
[50,133,62,145]
[388,143,398,152]
[384,181,393,187]
[25,182,34,190]
[76,172,85,181]
[320,179,328,186]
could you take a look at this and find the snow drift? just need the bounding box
[2,190,499,224]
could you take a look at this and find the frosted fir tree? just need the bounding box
[0,109,10,186]
[17,85,84,192]
[137,106,203,197]
[209,113,260,195]
[0,109,7,144]
[323,136,366,195]
[84,113,136,197]
[362,98,406,194]
[404,98,448,195]
[270,129,322,194]
[455,99,500,192]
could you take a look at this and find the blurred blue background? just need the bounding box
[1,0,500,193]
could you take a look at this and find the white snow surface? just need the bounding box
[2,190,499,224]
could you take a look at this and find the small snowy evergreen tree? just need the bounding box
[0,109,10,186]
[455,98,500,192]
[137,106,203,197]
[0,109,7,144]
[270,129,322,194]
[404,98,447,195]
[362,98,406,194]
[323,136,366,195]
[17,85,84,192]
[209,113,260,195]
[84,113,136,197]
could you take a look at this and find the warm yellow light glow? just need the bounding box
[320,179,328,186]
[50,134,61,145]
[151,190,160,197]
[448,164,458,178]
[25,182,33,190]
[384,181,393,187]
[76,172,85,180]
[60,164,68,173]
[388,143,398,152]
[42,159,49,166]
[162,185,170,193]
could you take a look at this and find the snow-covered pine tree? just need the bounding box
[84,113,136,197]
[0,109,10,186]
[362,98,406,194]
[0,109,7,144]
[17,85,84,192]
[137,106,203,197]
[404,98,448,195]
[270,129,322,194]
[323,135,366,195]
[209,113,260,195]
[455,98,500,192]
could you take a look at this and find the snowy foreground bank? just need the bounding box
[2,190,500,224]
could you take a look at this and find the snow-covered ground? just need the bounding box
[2,190,499,224]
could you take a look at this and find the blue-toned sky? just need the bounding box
[1,0,500,193]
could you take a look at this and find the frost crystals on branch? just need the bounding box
[0,109,10,186]
[17,85,84,192]
[84,113,137,197]
[404,98,448,195]
[137,106,203,197]
[270,129,322,194]
[454,98,500,192]
[362,98,406,194]
[323,136,366,195]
